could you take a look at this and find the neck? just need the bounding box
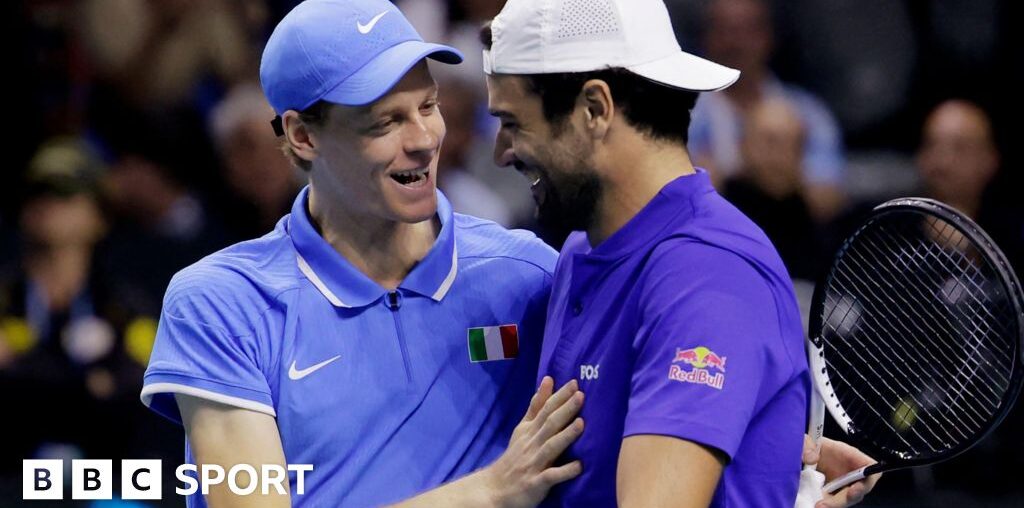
[25,245,93,312]
[587,131,695,246]
[307,187,439,290]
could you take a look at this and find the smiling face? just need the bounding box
[305,61,445,224]
[486,74,601,234]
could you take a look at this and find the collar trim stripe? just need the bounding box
[431,244,459,301]
[297,253,350,308]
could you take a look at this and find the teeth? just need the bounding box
[394,168,428,178]
[531,177,541,188]
[391,167,430,186]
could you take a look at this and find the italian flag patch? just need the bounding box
[468,325,519,362]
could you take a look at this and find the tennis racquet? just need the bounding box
[797,197,1024,505]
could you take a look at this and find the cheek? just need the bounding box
[525,127,568,163]
[431,114,447,146]
[518,140,547,169]
[345,137,400,178]
[558,130,593,168]
[919,149,946,175]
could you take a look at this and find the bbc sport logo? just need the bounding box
[23,460,313,500]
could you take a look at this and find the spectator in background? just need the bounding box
[1,139,110,370]
[436,76,514,226]
[689,0,846,222]
[80,0,254,110]
[210,83,302,240]
[722,99,824,282]
[79,0,258,217]
[398,0,503,90]
[0,138,158,476]
[98,119,230,317]
[916,100,1023,276]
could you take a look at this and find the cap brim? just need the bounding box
[321,40,463,107]
[627,51,740,92]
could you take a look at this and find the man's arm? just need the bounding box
[178,394,291,508]
[616,434,877,508]
[616,435,726,508]
[180,377,584,508]
[390,376,584,508]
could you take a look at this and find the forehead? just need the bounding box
[485,74,537,115]
[925,104,991,142]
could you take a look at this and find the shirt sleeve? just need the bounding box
[624,240,786,460]
[140,266,275,424]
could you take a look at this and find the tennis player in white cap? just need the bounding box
[480,0,877,506]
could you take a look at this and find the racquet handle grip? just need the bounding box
[794,465,825,508]
[823,465,868,493]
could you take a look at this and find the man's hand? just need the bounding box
[388,376,584,508]
[802,436,880,508]
[481,376,585,508]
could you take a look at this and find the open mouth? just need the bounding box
[390,168,429,186]
[514,162,543,190]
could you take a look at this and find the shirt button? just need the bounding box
[572,302,583,315]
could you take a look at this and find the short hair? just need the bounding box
[480,23,699,144]
[279,101,332,172]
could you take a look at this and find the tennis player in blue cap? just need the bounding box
[141,0,582,506]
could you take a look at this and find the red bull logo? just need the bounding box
[669,346,726,390]
[673,346,726,372]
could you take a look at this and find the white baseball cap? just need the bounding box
[483,0,740,92]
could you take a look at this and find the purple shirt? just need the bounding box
[539,170,808,507]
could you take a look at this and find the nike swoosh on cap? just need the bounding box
[357,11,388,34]
[288,355,341,380]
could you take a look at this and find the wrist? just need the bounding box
[475,466,505,508]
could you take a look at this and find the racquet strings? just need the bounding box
[817,210,1018,463]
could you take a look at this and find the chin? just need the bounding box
[390,192,438,224]
[377,166,440,223]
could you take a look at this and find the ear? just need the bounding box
[579,79,614,140]
[283,110,318,164]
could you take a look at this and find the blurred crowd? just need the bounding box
[3,0,1022,506]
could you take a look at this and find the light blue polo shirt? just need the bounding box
[142,187,556,507]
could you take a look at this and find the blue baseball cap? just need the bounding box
[260,0,463,119]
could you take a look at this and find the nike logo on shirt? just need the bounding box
[289,355,341,380]
[357,11,388,34]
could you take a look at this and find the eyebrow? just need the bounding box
[366,86,441,117]
[488,109,515,119]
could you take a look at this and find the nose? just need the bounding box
[404,116,441,159]
[493,129,516,168]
